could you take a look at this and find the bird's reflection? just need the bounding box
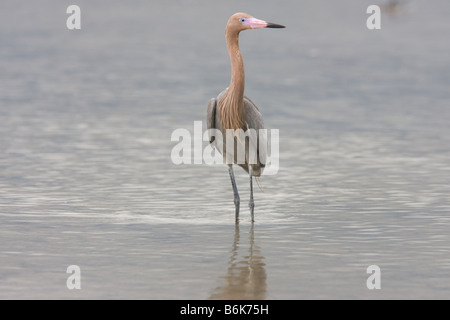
[209,223,266,300]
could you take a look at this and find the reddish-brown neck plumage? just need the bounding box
[218,25,245,130]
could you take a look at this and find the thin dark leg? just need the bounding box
[228,165,240,221]
[249,166,255,222]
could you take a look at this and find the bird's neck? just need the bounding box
[219,31,245,130]
[227,31,245,102]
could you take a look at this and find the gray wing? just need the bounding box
[242,96,266,176]
[243,96,264,130]
[206,98,217,144]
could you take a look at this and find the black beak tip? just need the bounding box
[266,22,286,28]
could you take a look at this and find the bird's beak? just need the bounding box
[247,18,285,29]
[266,22,286,28]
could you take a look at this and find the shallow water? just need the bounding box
[1,0,450,299]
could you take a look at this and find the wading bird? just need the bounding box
[207,13,285,222]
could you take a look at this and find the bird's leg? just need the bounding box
[228,165,240,222]
[249,166,255,222]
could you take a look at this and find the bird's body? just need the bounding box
[206,13,284,222]
[207,89,265,177]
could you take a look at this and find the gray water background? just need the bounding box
[1,0,449,299]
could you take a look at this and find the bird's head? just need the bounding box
[226,12,285,34]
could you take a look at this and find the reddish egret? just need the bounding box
[380,0,401,15]
[207,12,285,222]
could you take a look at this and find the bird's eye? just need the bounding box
[239,18,246,23]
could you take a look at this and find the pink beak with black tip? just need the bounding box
[245,17,286,29]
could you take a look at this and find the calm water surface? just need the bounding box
[1,0,450,299]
